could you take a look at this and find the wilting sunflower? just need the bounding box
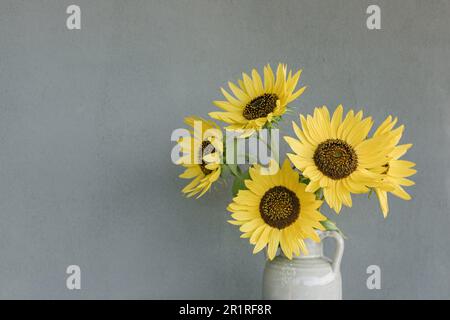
[176,116,223,198]
[370,116,416,217]
[209,63,306,136]
[227,160,325,260]
[285,105,400,213]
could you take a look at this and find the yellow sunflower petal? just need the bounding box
[226,154,327,258]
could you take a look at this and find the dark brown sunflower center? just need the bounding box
[199,141,215,175]
[313,139,358,180]
[243,93,278,120]
[259,186,300,229]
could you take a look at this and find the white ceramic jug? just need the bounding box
[262,231,344,300]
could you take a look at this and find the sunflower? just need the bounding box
[227,159,325,260]
[369,116,416,217]
[285,105,400,213]
[176,116,223,198]
[209,63,306,136]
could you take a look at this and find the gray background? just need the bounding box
[0,0,448,299]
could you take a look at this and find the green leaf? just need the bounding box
[320,219,347,239]
[321,219,338,231]
[299,176,310,185]
[220,164,231,177]
[241,169,250,180]
[227,163,240,177]
[263,122,272,129]
[273,115,282,123]
[232,176,245,197]
[315,188,324,200]
[231,170,250,197]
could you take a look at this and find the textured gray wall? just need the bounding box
[0,0,449,299]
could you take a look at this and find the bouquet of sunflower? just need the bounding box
[173,64,416,260]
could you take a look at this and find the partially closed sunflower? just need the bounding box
[370,116,416,217]
[176,116,223,198]
[209,64,306,136]
[227,160,325,260]
[285,105,400,213]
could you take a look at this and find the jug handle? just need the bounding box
[319,231,344,274]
